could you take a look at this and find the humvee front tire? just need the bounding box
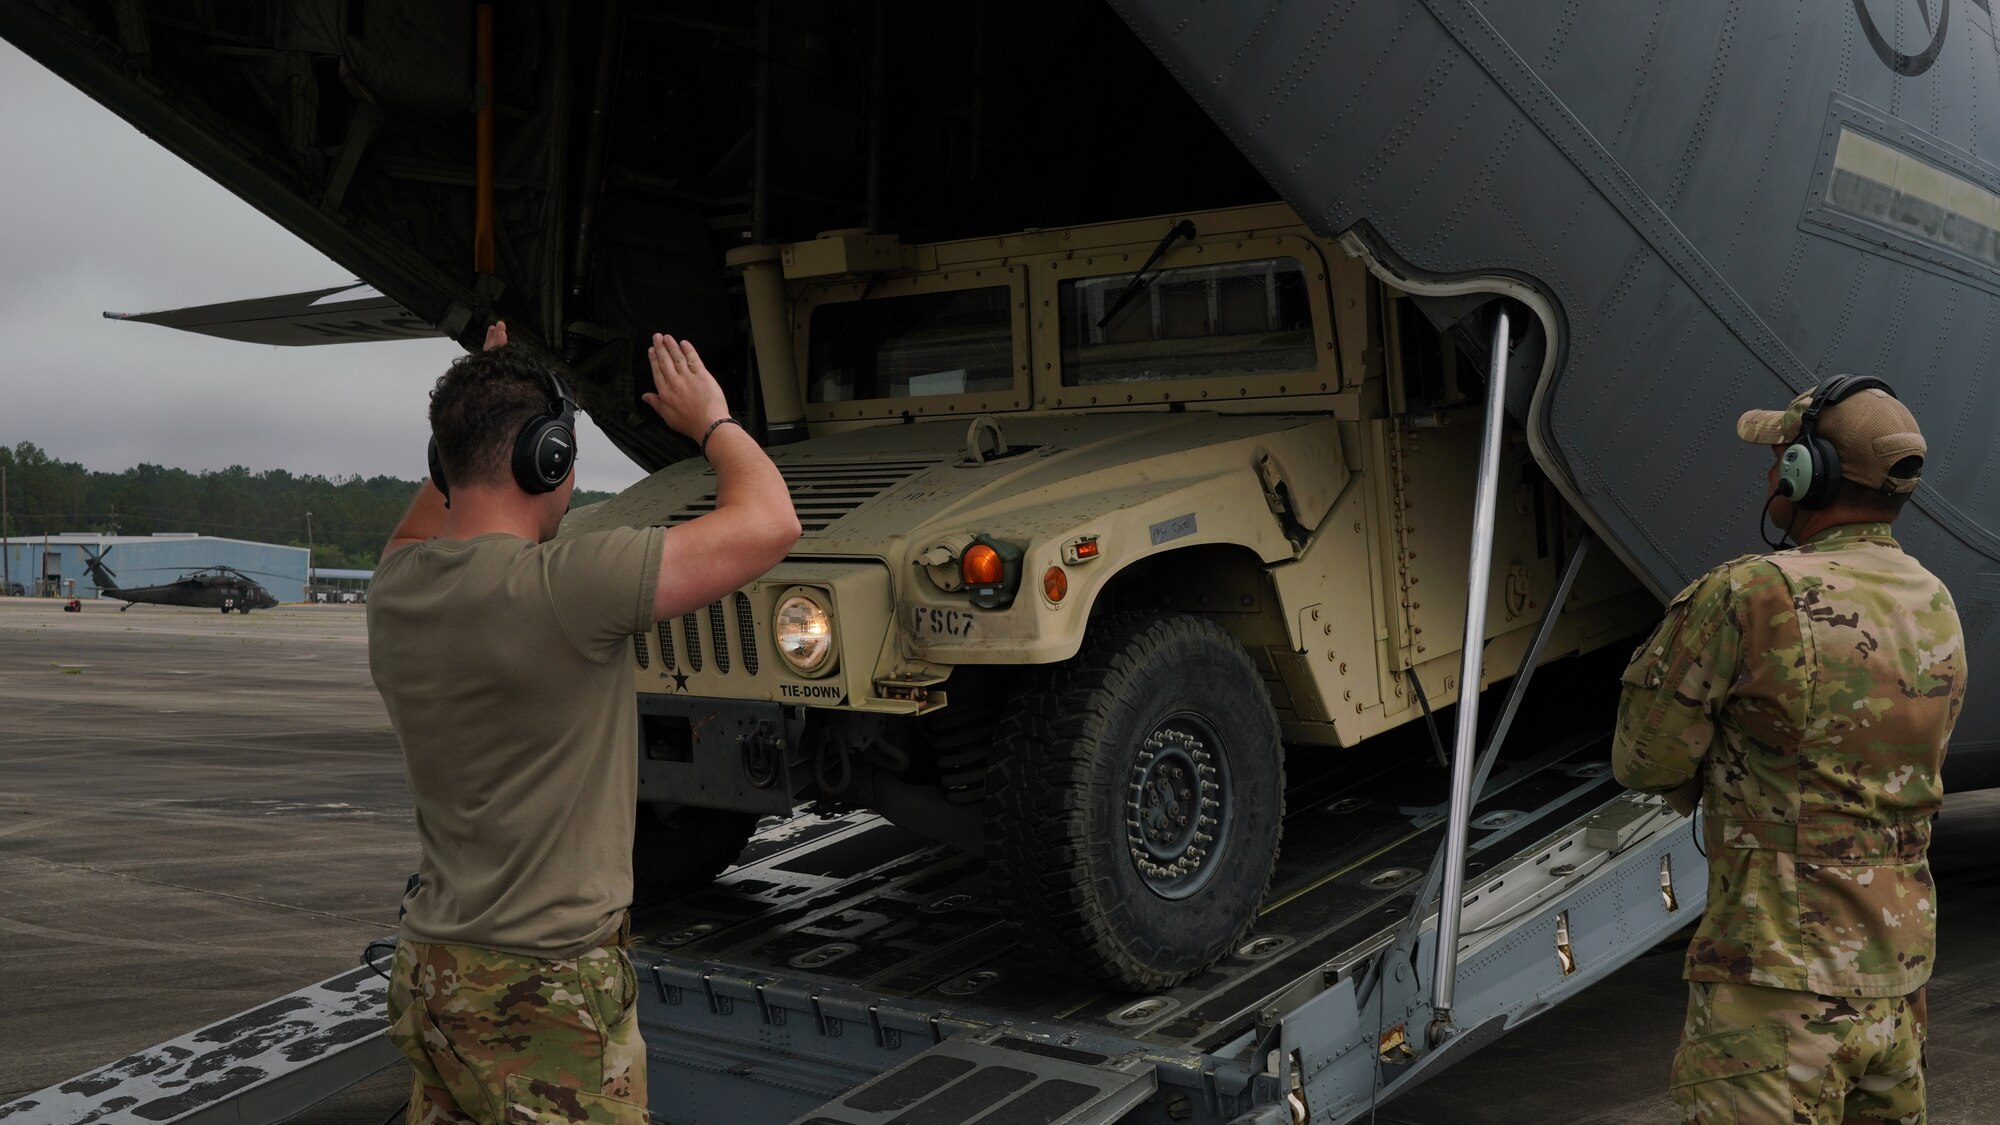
[987,612,1284,992]
[631,803,758,905]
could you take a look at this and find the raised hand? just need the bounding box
[642,334,732,441]
[483,320,509,351]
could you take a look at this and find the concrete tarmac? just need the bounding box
[5,595,2000,1122]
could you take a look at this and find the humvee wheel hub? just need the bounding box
[1127,719,1227,900]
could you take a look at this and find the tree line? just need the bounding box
[0,442,614,572]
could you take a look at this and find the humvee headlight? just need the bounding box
[774,592,836,675]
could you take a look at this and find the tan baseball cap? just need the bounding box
[1736,384,1927,493]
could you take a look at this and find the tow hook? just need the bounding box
[741,726,782,789]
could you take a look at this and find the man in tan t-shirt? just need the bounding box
[368,323,798,1124]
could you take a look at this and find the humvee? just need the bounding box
[566,202,1655,992]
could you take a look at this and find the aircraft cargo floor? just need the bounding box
[6,596,2000,1123]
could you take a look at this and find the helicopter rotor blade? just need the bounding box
[205,565,299,582]
[126,564,298,582]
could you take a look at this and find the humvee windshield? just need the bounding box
[1060,256,1314,385]
[807,285,1014,402]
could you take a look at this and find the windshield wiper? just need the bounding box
[1095,219,1197,330]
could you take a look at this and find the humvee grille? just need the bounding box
[708,602,731,674]
[642,597,765,681]
[681,613,703,672]
[735,593,760,675]
[662,459,939,534]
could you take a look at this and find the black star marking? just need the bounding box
[671,671,690,692]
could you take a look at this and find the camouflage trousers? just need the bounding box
[386,938,649,1124]
[1671,980,1926,1124]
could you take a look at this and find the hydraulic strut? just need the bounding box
[1427,308,1511,1043]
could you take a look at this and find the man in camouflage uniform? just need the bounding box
[1614,378,1965,1124]
[372,325,799,1123]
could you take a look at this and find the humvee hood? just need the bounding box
[567,413,1341,560]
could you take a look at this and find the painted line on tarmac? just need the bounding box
[9,855,390,928]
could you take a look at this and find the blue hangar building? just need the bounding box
[3,533,310,603]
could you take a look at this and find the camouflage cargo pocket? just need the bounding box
[1797,859,1932,990]
[1669,1025,1788,1122]
[1621,581,1701,691]
[388,985,504,1122]
[504,1073,649,1124]
[1615,580,1710,762]
[583,949,638,1030]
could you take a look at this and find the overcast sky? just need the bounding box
[0,41,645,495]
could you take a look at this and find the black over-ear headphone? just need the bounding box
[428,366,578,502]
[1776,374,1895,510]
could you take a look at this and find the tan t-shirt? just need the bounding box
[367,526,662,957]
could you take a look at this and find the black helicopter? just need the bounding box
[82,549,282,613]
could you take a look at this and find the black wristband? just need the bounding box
[700,416,745,458]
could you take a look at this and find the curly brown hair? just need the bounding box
[428,345,560,490]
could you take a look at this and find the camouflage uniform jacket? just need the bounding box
[1613,522,1965,998]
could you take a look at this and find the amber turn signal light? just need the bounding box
[962,543,1005,587]
[962,535,1025,609]
[1043,566,1068,603]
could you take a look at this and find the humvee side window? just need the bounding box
[807,286,1014,402]
[1059,256,1314,386]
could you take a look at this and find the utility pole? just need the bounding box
[305,510,314,597]
[2,464,9,596]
